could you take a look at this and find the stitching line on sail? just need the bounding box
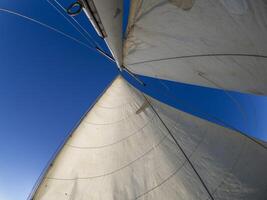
[134,121,210,199]
[96,100,138,109]
[83,114,138,125]
[46,133,169,180]
[66,115,156,149]
[83,107,153,125]
[142,95,215,200]
[46,120,210,198]
[134,160,188,199]
[95,94,145,109]
[38,78,219,197]
[94,80,145,109]
[127,53,267,65]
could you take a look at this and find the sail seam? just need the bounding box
[95,95,143,109]
[45,133,169,180]
[66,115,156,149]
[127,53,267,65]
[134,160,188,199]
[46,122,209,198]
[83,109,152,125]
[135,120,210,199]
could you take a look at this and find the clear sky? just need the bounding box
[0,1,266,200]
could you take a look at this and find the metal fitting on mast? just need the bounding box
[67,0,107,38]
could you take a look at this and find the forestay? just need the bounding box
[31,76,267,200]
[124,0,267,95]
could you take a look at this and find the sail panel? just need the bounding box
[32,76,267,199]
[148,95,267,199]
[124,0,267,95]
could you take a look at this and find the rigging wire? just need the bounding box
[142,94,215,200]
[0,8,95,51]
[0,7,117,64]
[46,0,95,47]
[52,0,102,48]
[47,0,103,48]
[46,0,117,64]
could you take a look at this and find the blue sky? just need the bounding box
[0,1,266,200]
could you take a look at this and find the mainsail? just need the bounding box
[124,0,267,95]
[31,76,267,199]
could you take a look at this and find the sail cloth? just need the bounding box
[123,0,267,95]
[31,76,267,200]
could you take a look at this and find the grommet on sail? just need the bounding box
[28,0,267,199]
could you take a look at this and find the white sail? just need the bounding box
[31,76,267,199]
[124,0,267,95]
